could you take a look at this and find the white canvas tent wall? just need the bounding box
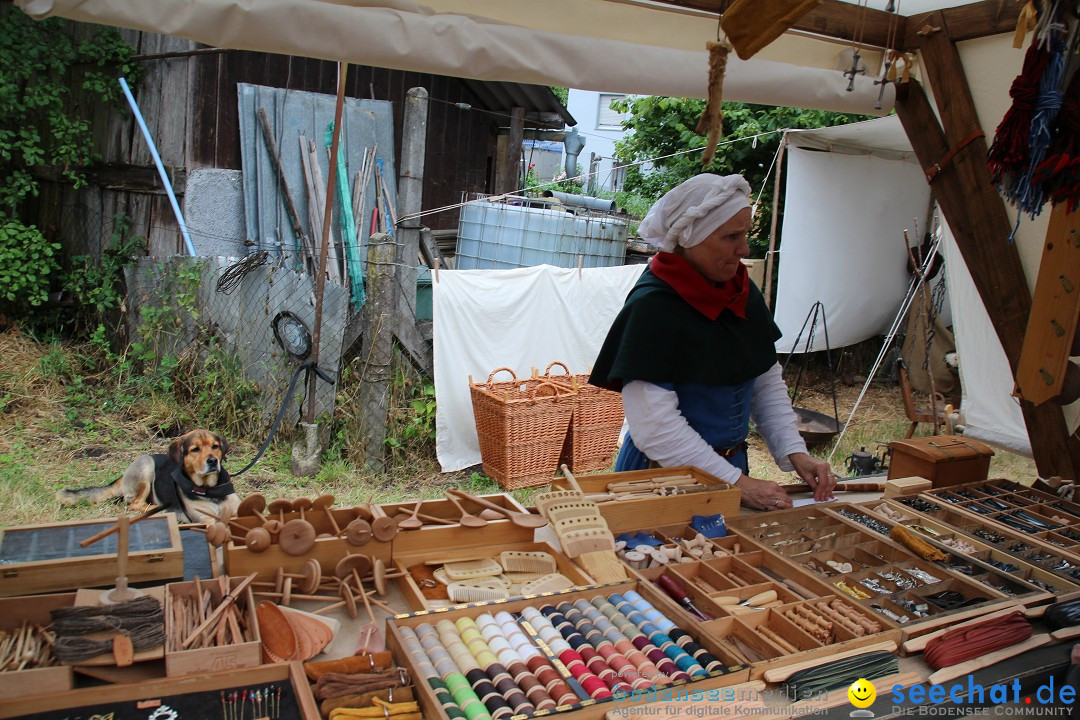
[770,115,1032,456]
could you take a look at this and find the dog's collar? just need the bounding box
[151,454,234,509]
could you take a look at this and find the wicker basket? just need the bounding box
[539,362,625,474]
[469,367,577,490]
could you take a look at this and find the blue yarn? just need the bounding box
[1013,37,1066,217]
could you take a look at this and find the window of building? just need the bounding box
[596,94,627,130]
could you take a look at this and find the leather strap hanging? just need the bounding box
[925,130,985,183]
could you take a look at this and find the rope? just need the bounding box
[50,596,166,663]
[923,611,1032,670]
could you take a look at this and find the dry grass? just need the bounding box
[0,327,1040,527]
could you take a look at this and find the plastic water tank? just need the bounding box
[456,200,628,270]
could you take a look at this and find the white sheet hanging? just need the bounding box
[433,264,645,472]
[774,145,931,353]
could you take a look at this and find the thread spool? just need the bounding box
[623,551,646,570]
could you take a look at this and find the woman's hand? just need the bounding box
[789,452,837,501]
[737,475,792,511]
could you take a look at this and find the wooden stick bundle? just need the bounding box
[0,622,56,671]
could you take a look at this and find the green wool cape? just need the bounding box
[589,268,781,391]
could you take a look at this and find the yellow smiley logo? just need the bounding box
[848,678,876,708]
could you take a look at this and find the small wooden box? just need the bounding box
[884,476,933,498]
[165,576,261,677]
[549,465,740,533]
[0,514,184,597]
[387,580,750,720]
[0,593,75,700]
[887,436,994,488]
[0,661,318,719]
[393,540,594,611]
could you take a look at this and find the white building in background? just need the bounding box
[564,89,633,193]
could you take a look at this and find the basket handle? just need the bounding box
[544,361,571,377]
[486,367,518,385]
[530,380,573,401]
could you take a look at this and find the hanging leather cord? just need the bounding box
[925,130,986,183]
[1045,598,1080,630]
[923,611,1032,669]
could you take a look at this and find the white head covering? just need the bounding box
[637,174,752,252]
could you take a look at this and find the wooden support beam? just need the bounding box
[903,0,1023,50]
[892,12,1080,478]
[502,106,525,195]
[32,163,187,195]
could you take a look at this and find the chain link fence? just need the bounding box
[124,253,349,428]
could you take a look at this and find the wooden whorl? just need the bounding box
[335,553,372,581]
[344,518,372,546]
[237,493,267,517]
[245,526,271,553]
[371,516,398,543]
[278,518,316,556]
[299,558,323,594]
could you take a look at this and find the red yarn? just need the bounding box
[987,42,1052,187]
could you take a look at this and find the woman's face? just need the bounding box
[678,207,752,284]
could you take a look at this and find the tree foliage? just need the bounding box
[611,96,870,256]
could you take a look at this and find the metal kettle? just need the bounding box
[845,446,882,476]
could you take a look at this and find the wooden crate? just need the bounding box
[0,593,75,700]
[0,661,318,719]
[165,575,261,677]
[0,514,183,597]
[387,580,751,720]
[549,465,740,533]
[223,506,392,583]
[382,494,537,556]
[393,540,594,611]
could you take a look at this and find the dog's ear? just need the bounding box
[168,436,186,465]
[216,433,229,459]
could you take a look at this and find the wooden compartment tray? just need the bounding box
[857,499,1080,595]
[0,661,318,719]
[0,514,183,597]
[393,540,595,611]
[0,592,75,701]
[895,494,1080,572]
[387,580,750,720]
[165,575,261,677]
[548,466,739,533]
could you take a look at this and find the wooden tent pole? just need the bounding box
[763,136,786,308]
[306,61,348,423]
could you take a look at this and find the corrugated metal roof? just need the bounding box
[462,79,576,127]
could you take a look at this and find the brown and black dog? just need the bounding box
[57,430,241,523]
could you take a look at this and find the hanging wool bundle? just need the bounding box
[696,40,731,167]
[986,40,1051,192]
[1031,54,1080,212]
[1011,35,1066,216]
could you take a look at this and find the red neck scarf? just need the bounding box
[649,251,751,320]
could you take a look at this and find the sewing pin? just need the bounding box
[276,686,282,717]
[221,691,227,720]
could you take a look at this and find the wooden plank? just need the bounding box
[761,640,898,683]
[189,50,221,168]
[893,28,1080,478]
[1016,205,1080,404]
[904,0,1023,49]
[645,0,899,49]
[32,164,187,195]
[129,32,163,167]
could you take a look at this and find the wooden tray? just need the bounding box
[0,593,75,700]
[393,540,594,611]
[548,465,740,533]
[0,514,183,597]
[0,661,318,719]
[387,580,751,720]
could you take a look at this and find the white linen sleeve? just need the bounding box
[750,362,808,471]
[621,380,744,484]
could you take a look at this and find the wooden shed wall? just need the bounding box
[28,26,498,265]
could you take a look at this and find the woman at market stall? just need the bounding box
[589,173,836,511]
